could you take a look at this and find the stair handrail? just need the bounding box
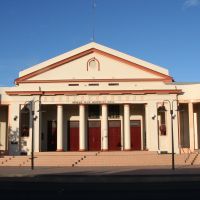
[191,151,199,165]
[184,148,192,163]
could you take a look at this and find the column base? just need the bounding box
[101,149,109,151]
[56,149,64,152]
[124,149,132,151]
[79,149,86,152]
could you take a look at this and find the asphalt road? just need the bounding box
[0,177,200,200]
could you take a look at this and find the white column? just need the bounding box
[189,102,195,152]
[34,100,40,152]
[101,104,108,150]
[124,104,131,150]
[79,104,86,151]
[57,105,63,151]
[194,112,198,149]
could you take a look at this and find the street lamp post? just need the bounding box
[23,100,40,170]
[160,99,180,170]
[31,109,34,170]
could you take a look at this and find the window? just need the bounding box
[20,106,30,137]
[157,106,166,136]
[87,57,100,71]
[108,83,119,86]
[108,105,120,118]
[88,105,100,119]
[68,84,79,86]
[88,83,99,86]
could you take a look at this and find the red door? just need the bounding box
[108,120,121,150]
[88,121,101,151]
[68,121,79,151]
[47,121,57,151]
[130,120,141,150]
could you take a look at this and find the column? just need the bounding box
[101,104,108,150]
[57,105,63,151]
[194,112,198,149]
[34,100,40,152]
[124,104,131,150]
[188,102,195,151]
[79,104,86,151]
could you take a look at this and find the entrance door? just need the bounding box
[88,121,101,151]
[47,121,57,151]
[68,121,79,151]
[130,120,141,150]
[108,120,121,150]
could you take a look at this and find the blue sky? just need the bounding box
[0,0,200,86]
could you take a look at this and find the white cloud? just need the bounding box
[183,0,200,8]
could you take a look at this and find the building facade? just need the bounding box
[0,42,199,155]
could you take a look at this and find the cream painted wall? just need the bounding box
[9,103,20,155]
[29,52,162,81]
[177,84,200,102]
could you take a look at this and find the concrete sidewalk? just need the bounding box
[0,165,200,183]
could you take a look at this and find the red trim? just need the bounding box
[17,78,171,84]
[15,48,95,84]
[6,89,182,96]
[15,48,173,84]
[94,49,172,80]
[6,91,43,95]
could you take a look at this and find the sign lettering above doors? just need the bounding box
[72,101,114,104]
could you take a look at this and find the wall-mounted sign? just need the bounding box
[72,101,114,104]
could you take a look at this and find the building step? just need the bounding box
[0,152,199,167]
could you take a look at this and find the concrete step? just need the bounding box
[0,153,199,167]
[99,151,157,155]
[34,152,98,156]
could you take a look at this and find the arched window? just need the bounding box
[20,106,30,137]
[87,57,100,71]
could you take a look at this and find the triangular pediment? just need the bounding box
[15,43,172,84]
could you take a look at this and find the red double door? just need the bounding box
[108,120,121,150]
[68,121,101,151]
[88,121,101,151]
[68,121,79,151]
[130,120,141,150]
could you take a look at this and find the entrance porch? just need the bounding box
[38,104,146,152]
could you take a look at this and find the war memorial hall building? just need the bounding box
[0,42,199,156]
